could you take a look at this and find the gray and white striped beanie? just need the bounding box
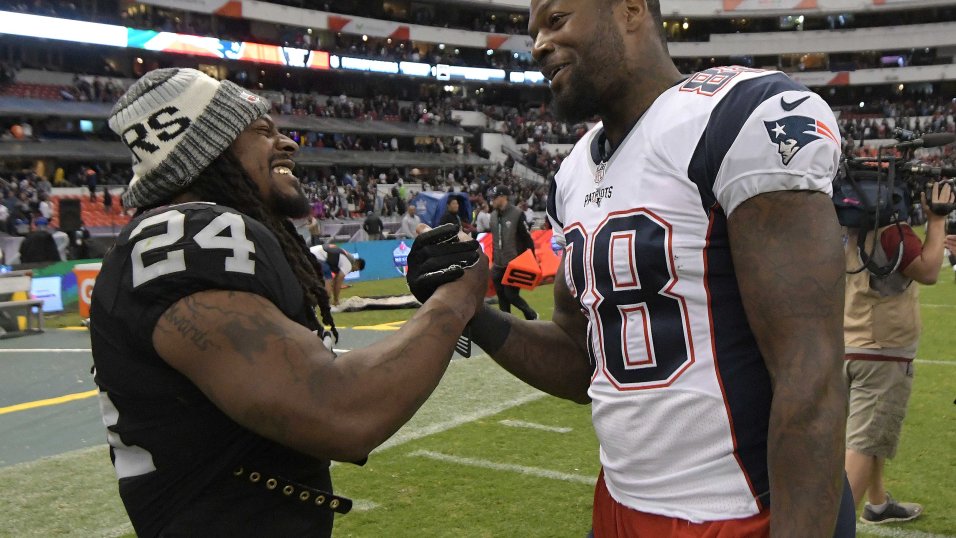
[108,68,270,209]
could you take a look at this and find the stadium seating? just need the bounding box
[0,83,69,101]
[51,195,130,230]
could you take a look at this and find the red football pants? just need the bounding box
[592,469,770,538]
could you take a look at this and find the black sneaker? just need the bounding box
[861,492,923,524]
[525,310,538,321]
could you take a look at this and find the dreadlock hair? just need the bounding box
[157,151,337,338]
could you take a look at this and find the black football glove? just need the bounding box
[406,223,481,303]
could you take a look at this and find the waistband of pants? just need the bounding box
[232,465,352,514]
[844,353,914,363]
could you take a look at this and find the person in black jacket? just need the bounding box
[362,210,384,240]
[489,187,537,320]
[439,196,474,235]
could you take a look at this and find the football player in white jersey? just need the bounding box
[462,0,855,535]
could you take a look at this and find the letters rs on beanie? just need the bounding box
[108,68,270,209]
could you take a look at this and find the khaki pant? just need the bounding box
[844,359,914,459]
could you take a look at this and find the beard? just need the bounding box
[549,17,629,124]
[552,72,603,124]
[270,181,311,219]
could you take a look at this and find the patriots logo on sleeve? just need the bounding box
[764,116,838,165]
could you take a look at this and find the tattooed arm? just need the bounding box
[153,259,488,462]
[727,191,847,537]
[470,259,592,403]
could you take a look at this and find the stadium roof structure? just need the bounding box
[0,97,473,138]
[0,140,494,168]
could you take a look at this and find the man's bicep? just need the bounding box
[153,290,332,438]
[727,190,845,370]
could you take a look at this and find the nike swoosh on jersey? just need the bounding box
[780,95,811,111]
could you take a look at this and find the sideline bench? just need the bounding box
[0,270,44,337]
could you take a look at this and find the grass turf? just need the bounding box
[2,276,953,537]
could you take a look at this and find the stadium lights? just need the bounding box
[0,10,126,47]
[399,61,432,77]
[435,64,506,81]
[0,10,332,70]
[333,55,400,74]
[0,9,547,86]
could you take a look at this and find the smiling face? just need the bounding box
[529,0,630,123]
[229,115,310,218]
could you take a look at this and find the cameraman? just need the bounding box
[945,211,956,279]
[843,181,952,524]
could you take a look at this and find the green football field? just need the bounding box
[0,275,953,537]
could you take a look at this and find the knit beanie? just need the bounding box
[108,68,270,208]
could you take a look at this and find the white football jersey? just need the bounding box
[547,67,840,522]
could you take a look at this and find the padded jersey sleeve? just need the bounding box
[107,203,304,348]
[691,73,841,216]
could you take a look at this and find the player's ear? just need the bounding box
[621,0,649,32]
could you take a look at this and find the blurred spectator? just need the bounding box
[363,211,384,240]
[397,204,421,239]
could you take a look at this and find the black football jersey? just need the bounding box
[90,203,333,537]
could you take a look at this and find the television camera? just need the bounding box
[833,128,956,276]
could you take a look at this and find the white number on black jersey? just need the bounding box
[129,210,257,287]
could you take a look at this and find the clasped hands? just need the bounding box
[406,224,486,306]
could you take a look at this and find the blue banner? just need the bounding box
[335,239,414,282]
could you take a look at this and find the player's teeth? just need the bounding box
[273,166,291,175]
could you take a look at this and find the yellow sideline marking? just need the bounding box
[349,320,406,331]
[0,389,98,416]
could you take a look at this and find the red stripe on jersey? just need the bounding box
[703,206,762,507]
[816,121,838,144]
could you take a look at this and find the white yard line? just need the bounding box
[857,525,956,538]
[97,523,133,538]
[914,359,955,366]
[499,419,572,433]
[408,450,594,485]
[373,392,546,454]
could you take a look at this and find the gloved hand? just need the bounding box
[406,223,481,303]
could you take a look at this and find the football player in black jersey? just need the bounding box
[91,68,486,537]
